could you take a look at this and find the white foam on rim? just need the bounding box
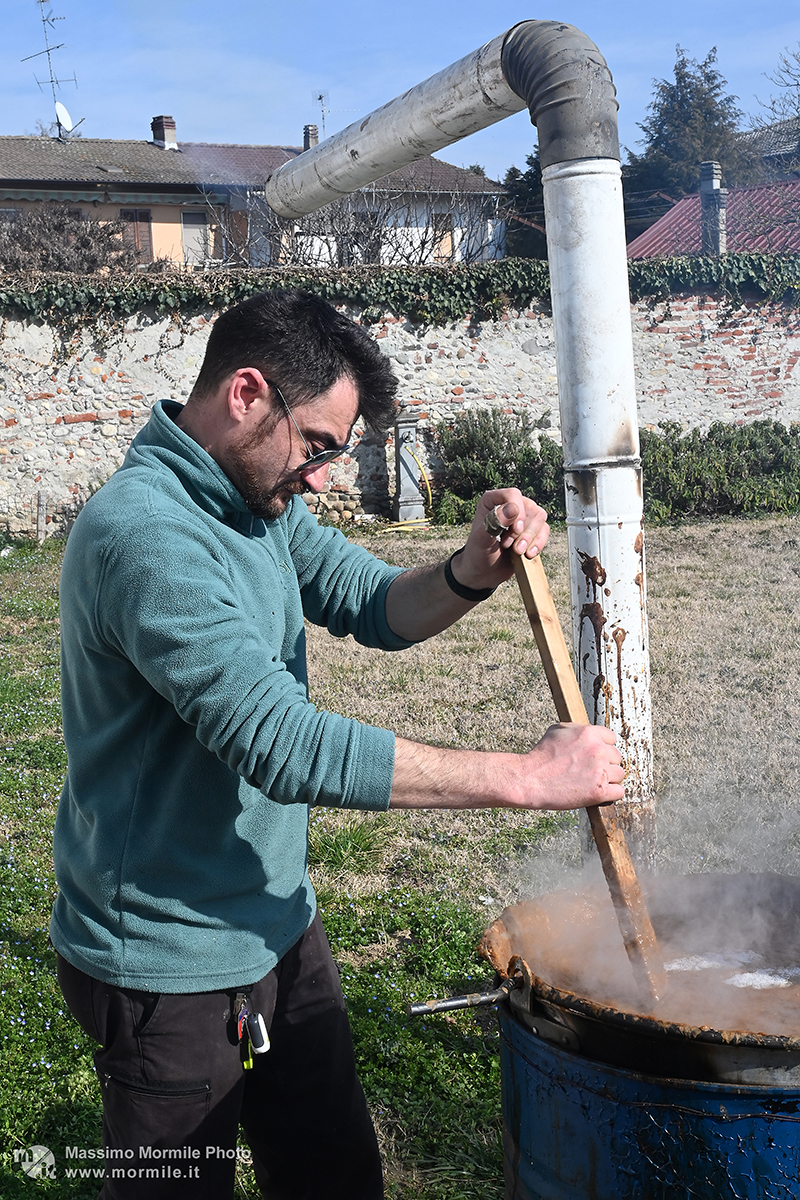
[665,951,761,973]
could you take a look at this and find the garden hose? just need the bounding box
[385,450,433,532]
[408,449,433,511]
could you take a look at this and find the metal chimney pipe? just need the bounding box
[265,21,655,865]
[265,34,526,216]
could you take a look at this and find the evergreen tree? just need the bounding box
[502,151,547,258]
[624,47,755,198]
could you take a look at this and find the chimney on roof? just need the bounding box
[151,115,178,150]
[699,160,727,256]
[303,124,319,152]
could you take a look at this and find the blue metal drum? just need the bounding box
[481,875,800,1200]
[499,1005,800,1200]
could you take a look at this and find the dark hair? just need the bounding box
[190,289,398,431]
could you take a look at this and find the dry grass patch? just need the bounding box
[3,516,800,1199]
[645,514,800,876]
[308,514,800,899]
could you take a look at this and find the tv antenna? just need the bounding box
[21,0,84,138]
[312,90,330,139]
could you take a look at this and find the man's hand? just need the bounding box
[448,488,549,596]
[514,723,625,810]
[389,723,625,811]
[385,487,548,643]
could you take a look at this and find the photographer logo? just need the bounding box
[14,1145,56,1180]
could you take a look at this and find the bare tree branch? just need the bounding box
[204,175,504,268]
[0,202,138,273]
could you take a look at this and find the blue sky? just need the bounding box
[3,0,800,180]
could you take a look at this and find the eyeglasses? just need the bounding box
[269,380,356,473]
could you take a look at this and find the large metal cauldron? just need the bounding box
[480,873,800,1200]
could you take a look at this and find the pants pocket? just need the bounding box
[98,1073,217,1199]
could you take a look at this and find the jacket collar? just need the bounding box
[123,400,262,530]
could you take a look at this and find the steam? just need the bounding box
[486,867,800,1036]
[510,711,800,903]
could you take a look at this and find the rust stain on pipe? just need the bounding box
[579,601,606,724]
[577,550,607,593]
[612,626,630,740]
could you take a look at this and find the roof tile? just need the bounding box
[627,178,800,257]
[0,136,499,193]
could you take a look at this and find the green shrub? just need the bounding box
[641,420,800,521]
[431,408,536,496]
[430,409,566,523]
[431,411,800,525]
[432,490,477,525]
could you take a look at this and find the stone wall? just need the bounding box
[2,294,800,537]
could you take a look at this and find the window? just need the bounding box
[120,210,153,262]
[432,212,454,263]
[181,211,209,266]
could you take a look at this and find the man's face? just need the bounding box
[224,375,360,521]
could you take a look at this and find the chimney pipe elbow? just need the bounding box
[501,21,620,168]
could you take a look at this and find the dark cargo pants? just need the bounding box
[57,914,383,1200]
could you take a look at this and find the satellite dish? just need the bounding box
[55,100,73,132]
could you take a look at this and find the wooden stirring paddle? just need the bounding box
[505,543,668,1005]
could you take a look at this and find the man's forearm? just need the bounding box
[384,559,480,642]
[389,724,626,812]
[390,737,518,809]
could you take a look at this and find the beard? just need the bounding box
[224,412,305,521]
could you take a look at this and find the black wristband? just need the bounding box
[443,548,496,602]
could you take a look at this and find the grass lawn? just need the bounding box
[1,515,800,1197]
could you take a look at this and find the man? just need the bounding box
[52,290,623,1200]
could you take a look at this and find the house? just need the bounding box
[742,117,800,182]
[0,116,505,268]
[627,161,800,258]
[252,125,505,267]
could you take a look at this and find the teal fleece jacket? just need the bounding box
[50,400,410,992]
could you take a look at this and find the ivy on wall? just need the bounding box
[627,253,800,305]
[0,252,798,337]
[0,261,548,332]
